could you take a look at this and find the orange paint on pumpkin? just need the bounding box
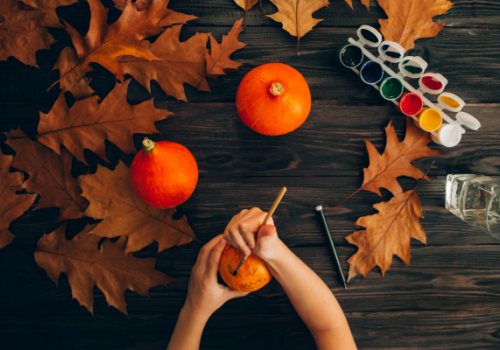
[236,63,311,136]
[130,138,198,209]
[219,244,272,292]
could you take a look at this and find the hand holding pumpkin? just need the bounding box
[183,235,249,320]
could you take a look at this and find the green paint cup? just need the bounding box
[380,77,404,101]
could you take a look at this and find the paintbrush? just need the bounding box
[232,187,287,276]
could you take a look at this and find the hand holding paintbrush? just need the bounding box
[229,187,287,276]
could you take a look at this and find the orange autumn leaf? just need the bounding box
[19,0,77,28]
[376,0,454,51]
[346,183,427,282]
[37,80,169,164]
[121,25,210,102]
[51,0,171,88]
[80,161,198,253]
[112,0,196,27]
[267,0,330,53]
[53,46,94,100]
[205,17,247,79]
[0,152,36,249]
[336,117,440,207]
[35,222,174,315]
[0,0,56,67]
[6,129,88,222]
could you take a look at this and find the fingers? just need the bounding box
[227,228,251,256]
[198,234,224,268]
[206,236,227,276]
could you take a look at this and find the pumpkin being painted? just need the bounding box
[236,63,311,136]
[219,244,272,292]
[130,138,198,209]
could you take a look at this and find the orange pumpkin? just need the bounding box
[219,244,272,292]
[130,138,198,209]
[236,63,311,136]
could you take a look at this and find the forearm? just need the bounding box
[167,306,209,350]
[266,241,356,349]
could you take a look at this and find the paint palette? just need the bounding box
[339,25,481,148]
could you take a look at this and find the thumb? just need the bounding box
[224,287,250,300]
[257,224,277,240]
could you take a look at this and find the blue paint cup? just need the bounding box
[360,60,384,85]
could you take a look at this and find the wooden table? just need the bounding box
[1,0,500,349]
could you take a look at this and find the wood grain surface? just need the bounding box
[1,0,500,349]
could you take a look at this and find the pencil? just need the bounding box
[316,205,348,290]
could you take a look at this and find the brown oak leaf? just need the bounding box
[346,179,428,282]
[112,0,196,27]
[376,0,454,51]
[50,0,171,88]
[6,128,88,222]
[0,0,56,67]
[37,80,169,164]
[53,46,94,100]
[121,25,210,102]
[35,222,174,315]
[234,0,259,12]
[19,0,78,28]
[335,117,440,207]
[0,153,36,249]
[205,17,246,79]
[267,0,329,53]
[79,161,198,253]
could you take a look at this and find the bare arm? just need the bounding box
[223,208,356,350]
[167,235,248,350]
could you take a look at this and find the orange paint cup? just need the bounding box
[413,108,442,132]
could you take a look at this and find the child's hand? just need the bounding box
[223,208,284,261]
[183,235,248,321]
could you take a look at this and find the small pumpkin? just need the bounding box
[219,244,272,292]
[130,138,198,209]
[236,63,311,136]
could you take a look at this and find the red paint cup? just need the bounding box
[395,92,423,116]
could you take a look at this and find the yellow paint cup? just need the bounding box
[413,108,442,132]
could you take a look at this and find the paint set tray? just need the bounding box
[339,25,481,147]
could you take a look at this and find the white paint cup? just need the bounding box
[431,124,462,147]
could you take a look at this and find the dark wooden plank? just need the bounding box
[1,310,499,350]
[2,103,500,177]
[56,0,500,28]
[6,176,500,248]
[1,27,499,105]
[2,239,499,316]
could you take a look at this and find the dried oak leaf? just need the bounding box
[53,46,94,100]
[0,0,56,67]
[376,0,454,51]
[267,0,329,53]
[37,80,169,164]
[234,0,259,12]
[54,0,171,87]
[19,0,77,28]
[205,17,246,79]
[6,128,88,222]
[113,0,196,26]
[335,117,440,209]
[0,153,36,249]
[80,161,197,253]
[35,222,174,315]
[346,186,426,282]
[121,25,210,102]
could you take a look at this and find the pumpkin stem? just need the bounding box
[269,82,284,96]
[142,137,155,151]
